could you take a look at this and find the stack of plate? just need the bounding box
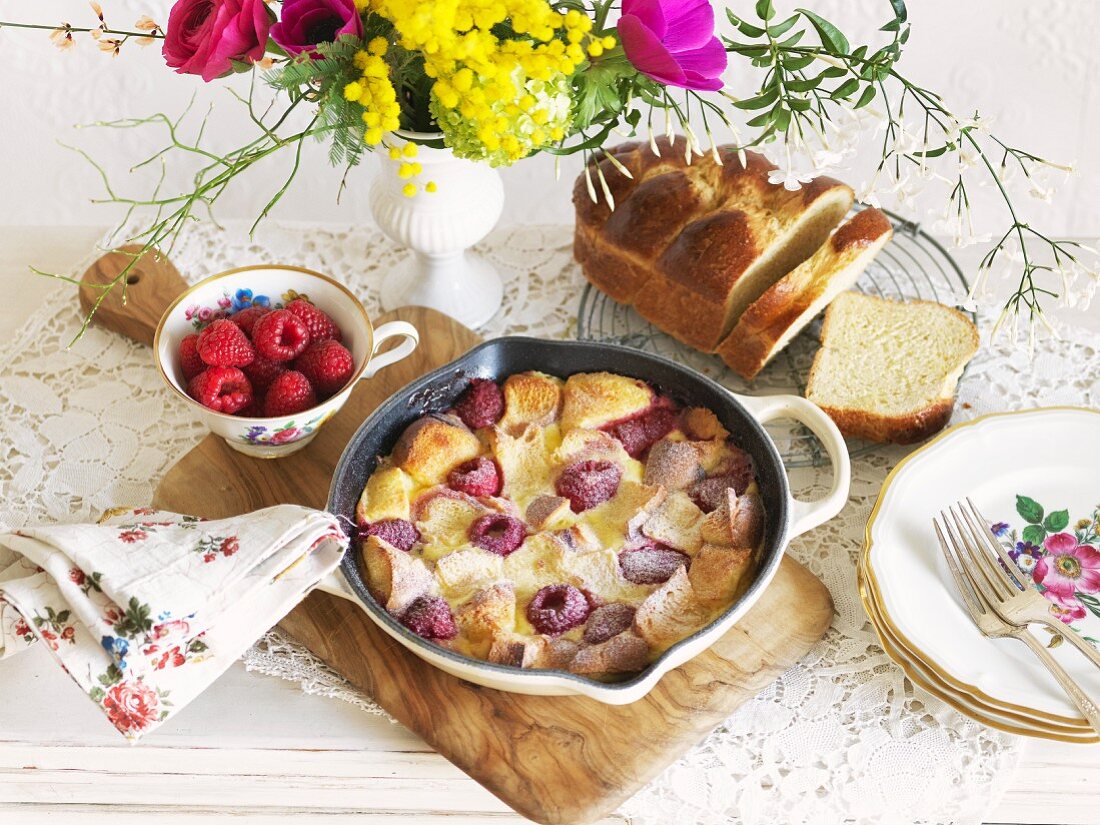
[859,407,1100,742]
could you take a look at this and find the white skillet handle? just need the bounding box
[362,320,419,380]
[734,393,851,538]
[314,570,356,602]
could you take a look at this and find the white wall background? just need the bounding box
[0,0,1094,237]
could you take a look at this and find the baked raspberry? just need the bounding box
[468,513,526,556]
[689,470,753,514]
[230,305,270,337]
[526,584,590,636]
[400,595,458,640]
[618,541,690,584]
[361,518,420,552]
[187,367,253,414]
[555,460,623,512]
[584,603,636,644]
[263,370,317,416]
[713,445,755,492]
[604,403,678,458]
[179,334,205,380]
[448,456,501,497]
[293,340,355,396]
[453,378,504,429]
[196,319,255,367]
[287,299,342,343]
[242,353,286,392]
[252,309,311,362]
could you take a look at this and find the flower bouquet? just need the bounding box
[3,1,1094,339]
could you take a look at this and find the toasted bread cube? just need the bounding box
[414,489,486,549]
[641,490,704,554]
[435,547,504,596]
[689,544,753,604]
[682,407,729,441]
[456,583,516,641]
[392,414,482,486]
[560,372,654,431]
[499,371,564,433]
[501,532,569,595]
[487,632,550,668]
[490,424,555,503]
[361,535,434,614]
[700,489,765,549]
[633,567,711,650]
[643,440,706,491]
[569,632,650,675]
[525,495,574,531]
[356,461,413,524]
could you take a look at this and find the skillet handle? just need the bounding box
[314,570,356,602]
[733,393,851,538]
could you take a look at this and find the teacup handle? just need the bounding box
[733,393,851,538]
[362,320,419,379]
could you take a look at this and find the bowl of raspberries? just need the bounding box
[154,264,418,457]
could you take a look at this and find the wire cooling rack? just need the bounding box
[576,209,973,468]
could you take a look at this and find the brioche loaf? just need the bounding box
[717,207,894,380]
[805,292,979,444]
[573,138,854,352]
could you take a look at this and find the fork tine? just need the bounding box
[948,505,1013,601]
[934,517,986,619]
[965,497,1029,591]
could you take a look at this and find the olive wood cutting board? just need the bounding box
[85,250,834,825]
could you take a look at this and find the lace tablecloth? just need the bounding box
[8,221,1099,824]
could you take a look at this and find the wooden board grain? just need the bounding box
[152,305,835,825]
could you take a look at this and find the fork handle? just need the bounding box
[1028,617,1100,671]
[1012,627,1100,731]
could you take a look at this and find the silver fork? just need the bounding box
[934,512,1100,731]
[952,498,1100,670]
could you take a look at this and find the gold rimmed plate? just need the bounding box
[861,407,1100,735]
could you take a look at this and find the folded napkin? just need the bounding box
[0,505,347,740]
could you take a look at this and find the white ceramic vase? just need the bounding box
[371,132,505,329]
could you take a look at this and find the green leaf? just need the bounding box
[831,78,860,99]
[889,0,908,24]
[854,85,876,108]
[1045,510,1070,532]
[1016,495,1044,524]
[734,87,780,110]
[1022,524,1047,546]
[89,687,105,703]
[777,30,805,48]
[772,107,791,131]
[786,76,822,93]
[796,8,849,54]
[768,14,800,38]
[737,20,766,38]
[782,54,816,71]
[755,0,776,22]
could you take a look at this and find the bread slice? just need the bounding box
[805,292,979,444]
[717,207,894,380]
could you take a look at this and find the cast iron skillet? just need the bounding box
[327,337,849,703]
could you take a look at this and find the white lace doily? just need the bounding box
[9,220,1097,824]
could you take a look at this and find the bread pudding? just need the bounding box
[355,370,764,679]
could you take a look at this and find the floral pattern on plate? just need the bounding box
[182,286,312,331]
[995,495,1100,642]
[240,411,332,445]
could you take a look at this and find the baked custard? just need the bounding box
[356,370,764,679]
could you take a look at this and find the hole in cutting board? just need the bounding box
[126,273,141,285]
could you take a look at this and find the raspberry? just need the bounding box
[361,518,420,552]
[263,370,317,416]
[526,584,590,636]
[618,541,690,585]
[448,457,501,497]
[196,319,255,367]
[179,334,204,380]
[187,367,253,414]
[555,460,623,512]
[453,378,504,429]
[239,394,266,417]
[689,470,753,514]
[583,603,636,644]
[230,306,270,337]
[242,353,286,392]
[468,513,526,556]
[287,299,342,343]
[604,401,679,458]
[293,340,355,396]
[400,595,458,640]
[252,309,311,362]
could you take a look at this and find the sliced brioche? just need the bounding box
[805,292,979,444]
[718,207,894,380]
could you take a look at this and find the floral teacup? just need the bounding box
[154,264,418,458]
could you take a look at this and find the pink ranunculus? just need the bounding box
[271,0,363,58]
[163,0,273,83]
[618,0,727,92]
[103,680,161,734]
[1033,533,1100,598]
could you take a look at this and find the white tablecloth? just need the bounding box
[7,220,1096,824]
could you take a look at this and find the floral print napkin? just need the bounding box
[0,505,347,740]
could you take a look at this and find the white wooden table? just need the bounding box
[1,227,1098,824]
